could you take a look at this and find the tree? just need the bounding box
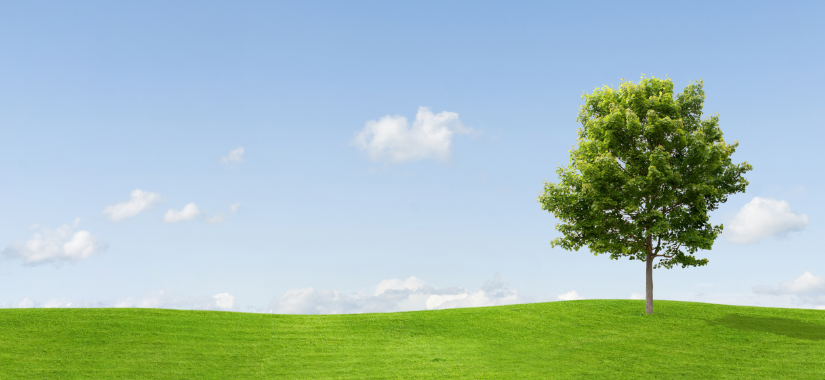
[538,76,751,314]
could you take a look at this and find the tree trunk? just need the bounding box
[645,253,654,314]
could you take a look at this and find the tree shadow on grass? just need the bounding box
[709,314,825,341]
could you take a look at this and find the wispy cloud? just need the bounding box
[724,197,808,244]
[102,189,161,221]
[352,107,473,163]
[162,203,201,223]
[204,203,240,224]
[269,275,521,314]
[17,298,36,308]
[10,291,238,311]
[2,219,106,265]
[557,290,583,301]
[221,147,245,163]
[754,271,825,307]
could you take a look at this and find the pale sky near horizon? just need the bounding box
[2,1,824,313]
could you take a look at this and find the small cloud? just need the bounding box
[725,197,808,244]
[213,293,236,310]
[18,297,35,308]
[29,223,39,230]
[221,147,244,163]
[162,203,201,223]
[230,203,241,213]
[557,290,583,301]
[352,106,473,163]
[103,189,161,221]
[2,219,106,265]
[630,293,644,300]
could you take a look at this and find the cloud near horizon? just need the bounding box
[102,189,161,221]
[268,275,521,314]
[557,290,583,301]
[2,218,106,265]
[8,291,237,311]
[352,106,473,163]
[724,197,808,244]
[754,271,825,307]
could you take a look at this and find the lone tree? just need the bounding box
[538,76,751,314]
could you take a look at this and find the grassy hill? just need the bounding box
[1,300,823,379]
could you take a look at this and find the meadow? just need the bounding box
[1,300,823,379]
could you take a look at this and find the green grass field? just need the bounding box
[1,300,823,379]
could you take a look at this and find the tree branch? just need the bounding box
[654,236,662,255]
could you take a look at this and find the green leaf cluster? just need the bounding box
[539,76,752,269]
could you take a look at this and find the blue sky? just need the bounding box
[2,1,824,312]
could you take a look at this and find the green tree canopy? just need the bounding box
[538,76,751,314]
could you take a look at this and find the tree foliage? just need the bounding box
[539,77,751,269]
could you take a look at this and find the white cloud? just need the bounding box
[230,203,241,213]
[374,276,427,296]
[103,189,161,221]
[352,106,473,163]
[773,272,825,294]
[754,272,825,307]
[18,298,35,308]
[725,197,808,244]
[11,297,73,308]
[557,290,583,301]
[754,272,825,296]
[162,203,201,223]
[272,288,351,314]
[213,293,236,310]
[621,275,825,310]
[269,275,522,314]
[630,292,644,300]
[3,219,106,265]
[221,147,244,163]
[8,291,239,311]
[43,299,73,308]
